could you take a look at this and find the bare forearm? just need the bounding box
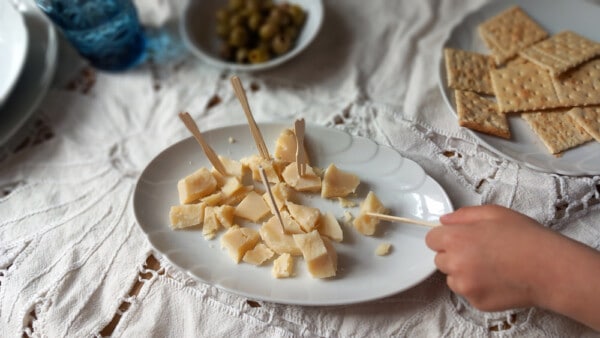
[533,232,600,331]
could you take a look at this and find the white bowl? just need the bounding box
[0,1,29,107]
[180,0,324,72]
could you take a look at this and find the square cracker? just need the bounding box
[490,62,561,113]
[554,59,600,106]
[519,31,600,76]
[455,90,510,139]
[521,109,592,155]
[444,48,495,95]
[568,106,600,142]
[478,6,548,66]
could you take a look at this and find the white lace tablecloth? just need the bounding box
[2,0,600,336]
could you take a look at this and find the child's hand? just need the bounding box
[426,205,600,332]
[425,205,560,311]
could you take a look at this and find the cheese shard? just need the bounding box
[202,206,221,239]
[286,201,320,232]
[234,191,271,222]
[220,225,260,263]
[281,163,322,192]
[273,128,309,164]
[293,230,337,278]
[259,215,302,256]
[220,176,243,198]
[243,243,275,265]
[201,191,223,206]
[218,156,245,178]
[241,155,280,184]
[353,191,388,235]
[169,203,206,229]
[280,210,304,234]
[375,243,392,256]
[215,205,235,228]
[221,185,253,206]
[317,212,343,242]
[177,167,217,204]
[321,164,360,198]
[262,182,290,213]
[272,253,294,278]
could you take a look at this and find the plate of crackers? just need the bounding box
[439,0,600,176]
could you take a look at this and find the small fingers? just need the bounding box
[425,227,445,252]
[440,205,509,225]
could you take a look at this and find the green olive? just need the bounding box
[216,9,230,23]
[228,26,249,47]
[271,34,292,55]
[229,14,246,28]
[236,48,249,63]
[248,11,262,31]
[248,47,270,63]
[259,22,277,40]
[288,5,306,26]
[284,26,299,41]
[228,0,244,10]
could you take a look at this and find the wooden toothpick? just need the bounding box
[366,212,440,228]
[294,118,307,176]
[178,112,227,175]
[230,76,270,159]
[259,166,285,233]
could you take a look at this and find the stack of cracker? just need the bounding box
[445,5,600,156]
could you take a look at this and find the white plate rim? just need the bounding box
[133,122,453,306]
[0,1,29,106]
[179,0,324,72]
[0,1,58,148]
[438,0,600,176]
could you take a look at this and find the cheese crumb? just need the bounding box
[375,243,392,256]
[228,137,236,144]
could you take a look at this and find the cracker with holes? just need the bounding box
[478,6,548,66]
[568,106,600,142]
[521,109,593,155]
[444,48,495,95]
[455,90,511,139]
[553,59,600,106]
[519,31,600,77]
[490,62,562,113]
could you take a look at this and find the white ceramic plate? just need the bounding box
[180,0,324,72]
[0,1,58,149]
[438,0,600,176]
[134,123,453,306]
[0,1,29,107]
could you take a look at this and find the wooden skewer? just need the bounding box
[230,76,270,160]
[366,212,440,228]
[178,112,227,176]
[259,166,285,233]
[294,118,307,176]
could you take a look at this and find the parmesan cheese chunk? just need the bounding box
[293,230,337,278]
[273,128,309,164]
[353,191,388,235]
[169,203,206,229]
[259,215,302,256]
[286,201,320,232]
[375,243,392,256]
[202,206,221,239]
[177,168,217,204]
[243,243,275,265]
[234,191,271,222]
[281,163,321,192]
[262,182,290,213]
[221,226,260,263]
[317,212,343,242]
[272,253,294,278]
[215,205,235,228]
[321,164,360,198]
[241,155,280,184]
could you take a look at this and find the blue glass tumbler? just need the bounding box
[35,0,146,71]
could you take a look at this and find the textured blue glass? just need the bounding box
[36,0,146,71]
